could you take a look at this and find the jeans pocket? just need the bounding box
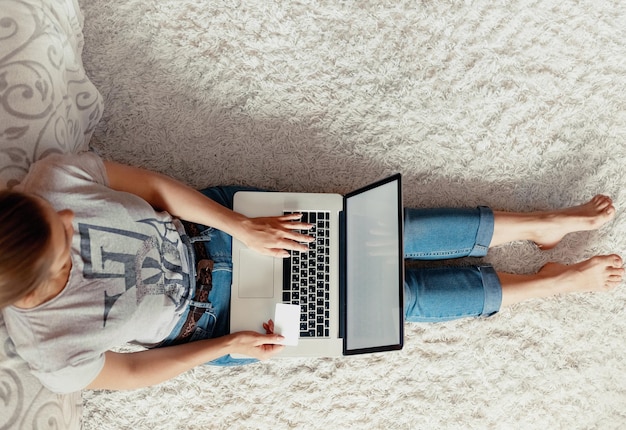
[189,311,217,341]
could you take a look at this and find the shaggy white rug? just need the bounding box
[78,0,626,428]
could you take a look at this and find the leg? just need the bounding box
[404,265,502,322]
[404,195,616,258]
[404,255,624,322]
[499,254,624,307]
[404,206,494,260]
[195,186,264,339]
[490,195,615,248]
[185,186,263,366]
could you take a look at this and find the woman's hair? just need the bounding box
[0,190,53,308]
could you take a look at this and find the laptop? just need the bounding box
[230,174,404,357]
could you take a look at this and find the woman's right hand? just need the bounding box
[228,330,285,360]
[236,214,314,258]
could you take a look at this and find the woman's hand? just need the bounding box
[238,213,314,258]
[262,319,276,334]
[229,328,285,360]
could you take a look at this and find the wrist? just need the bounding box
[221,212,251,241]
[221,332,244,355]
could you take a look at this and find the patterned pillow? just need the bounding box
[0,314,83,429]
[0,0,102,427]
[0,0,103,189]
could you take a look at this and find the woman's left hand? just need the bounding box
[263,319,276,334]
[238,213,314,257]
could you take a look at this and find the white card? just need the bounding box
[274,303,300,346]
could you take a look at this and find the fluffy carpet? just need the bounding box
[77,0,626,428]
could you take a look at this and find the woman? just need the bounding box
[0,152,622,394]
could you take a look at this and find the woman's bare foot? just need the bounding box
[499,254,624,307]
[532,195,616,249]
[538,254,624,293]
[491,195,616,249]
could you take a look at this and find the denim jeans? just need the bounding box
[403,206,501,321]
[160,186,502,363]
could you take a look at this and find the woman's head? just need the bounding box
[0,190,60,308]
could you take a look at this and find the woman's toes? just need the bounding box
[611,254,623,267]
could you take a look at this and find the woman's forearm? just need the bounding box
[89,336,234,390]
[87,331,284,391]
[103,160,248,236]
[103,160,312,257]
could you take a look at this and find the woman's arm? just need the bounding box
[87,330,284,391]
[103,161,312,257]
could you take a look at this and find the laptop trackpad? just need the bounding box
[238,249,275,298]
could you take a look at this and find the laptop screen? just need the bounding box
[342,174,404,355]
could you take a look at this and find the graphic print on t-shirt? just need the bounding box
[78,218,188,327]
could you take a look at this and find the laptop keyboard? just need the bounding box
[282,210,331,338]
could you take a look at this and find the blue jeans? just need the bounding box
[161,186,502,363]
[403,206,501,321]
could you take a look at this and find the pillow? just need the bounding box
[1,0,102,427]
[0,0,104,189]
[0,314,83,429]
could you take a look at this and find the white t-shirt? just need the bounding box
[2,152,192,393]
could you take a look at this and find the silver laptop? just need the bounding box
[230,174,404,357]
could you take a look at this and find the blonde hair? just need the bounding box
[0,190,53,308]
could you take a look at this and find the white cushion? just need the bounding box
[0,0,102,427]
[0,314,83,429]
[0,0,103,189]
